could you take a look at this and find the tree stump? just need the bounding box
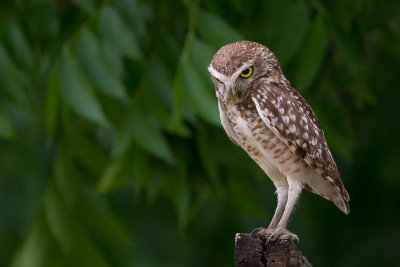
[234,233,312,267]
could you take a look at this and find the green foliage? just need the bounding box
[1,0,400,266]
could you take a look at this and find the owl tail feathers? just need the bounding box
[302,170,350,215]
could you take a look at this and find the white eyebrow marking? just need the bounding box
[208,65,229,81]
[208,62,253,88]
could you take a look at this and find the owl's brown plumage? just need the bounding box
[208,41,350,240]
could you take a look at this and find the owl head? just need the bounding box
[208,41,282,103]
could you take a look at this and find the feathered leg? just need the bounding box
[268,184,288,229]
[251,177,288,236]
[269,178,302,241]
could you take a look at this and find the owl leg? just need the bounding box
[251,178,288,237]
[269,178,302,242]
[268,184,288,229]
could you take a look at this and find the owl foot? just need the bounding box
[250,227,299,244]
[250,227,274,237]
[268,228,299,244]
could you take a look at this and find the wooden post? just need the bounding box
[234,233,312,267]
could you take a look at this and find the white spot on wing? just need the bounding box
[289,124,296,133]
[282,116,289,124]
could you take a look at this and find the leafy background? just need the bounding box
[0,0,399,266]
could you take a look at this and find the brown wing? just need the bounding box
[251,79,350,204]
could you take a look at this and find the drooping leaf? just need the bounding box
[172,64,191,136]
[294,16,329,92]
[197,11,244,49]
[171,169,190,230]
[148,61,174,109]
[77,27,127,100]
[44,183,73,253]
[70,0,96,13]
[120,107,175,163]
[45,58,60,138]
[101,41,124,77]
[65,126,108,176]
[267,0,310,65]
[9,215,52,267]
[196,124,220,189]
[131,108,175,163]
[0,44,28,106]
[96,159,131,194]
[45,184,110,267]
[77,186,133,244]
[114,0,151,38]
[8,21,34,71]
[59,45,110,127]
[98,5,141,61]
[0,107,16,140]
[191,38,215,81]
[54,146,132,244]
[180,61,220,126]
[132,150,151,196]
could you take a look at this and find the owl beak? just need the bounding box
[231,87,240,101]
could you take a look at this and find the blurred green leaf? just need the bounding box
[191,38,215,81]
[0,44,28,106]
[226,177,269,218]
[59,45,110,127]
[44,183,73,253]
[114,0,151,38]
[310,78,355,160]
[55,146,132,244]
[96,160,131,193]
[142,63,190,136]
[45,196,111,267]
[180,61,220,126]
[77,188,133,244]
[66,232,110,267]
[171,172,190,230]
[197,10,244,49]
[0,107,16,140]
[127,107,175,163]
[148,61,174,109]
[8,21,34,70]
[196,124,221,190]
[141,88,177,133]
[10,215,51,267]
[294,16,329,92]
[70,0,96,13]
[132,150,150,196]
[45,58,60,138]
[348,72,375,105]
[66,128,108,176]
[101,41,124,77]
[268,1,310,65]
[98,5,141,61]
[172,64,190,136]
[77,27,127,100]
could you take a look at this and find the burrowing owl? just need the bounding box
[208,41,350,241]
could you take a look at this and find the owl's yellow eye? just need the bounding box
[240,66,253,78]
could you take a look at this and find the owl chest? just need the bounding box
[223,103,305,178]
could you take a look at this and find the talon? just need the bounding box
[269,228,298,242]
[267,234,274,243]
[250,227,264,236]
